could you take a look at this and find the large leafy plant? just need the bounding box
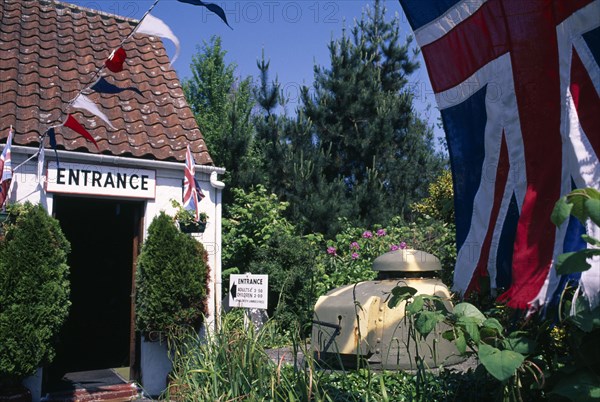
[386,288,543,401]
[549,187,600,401]
[378,188,600,401]
[135,212,209,336]
[0,203,71,382]
[551,187,600,274]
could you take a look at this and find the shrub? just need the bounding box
[411,169,455,224]
[222,185,294,277]
[318,216,456,295]
[0,203,71,382]
[248,232,319,335]
[135,212,209,335]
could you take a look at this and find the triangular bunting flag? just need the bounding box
[177,0,232,29]
[136,14,180,65]
[63,114,99,149]
[91,77,144,97]
[46,127,60,167]
[72,94,116,130]
[106,47,127,73]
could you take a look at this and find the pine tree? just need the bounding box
[299,0,444,228]
[252,52,288,195]
[252,55,352,236]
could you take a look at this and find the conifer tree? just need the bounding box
[299,0,444,228]
[253,55,352,236]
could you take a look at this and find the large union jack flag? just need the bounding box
[399,0,600,310]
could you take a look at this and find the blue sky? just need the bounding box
[71,0,441,138]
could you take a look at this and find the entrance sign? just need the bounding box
[46,162,156,199]
[229,273,268,309]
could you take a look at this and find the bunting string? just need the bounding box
[5,0,231,182]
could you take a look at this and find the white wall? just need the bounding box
[8,147,223,326]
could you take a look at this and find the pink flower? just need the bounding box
[376,229,387,237]
[350,242,360,250]
[390,244,399,251]
[351,252,360,260]
[399,241,407,249]
[362,231,373,239]
[327,246,337,256]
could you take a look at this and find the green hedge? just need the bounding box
[0,203,71,381]
[135,212,209,335]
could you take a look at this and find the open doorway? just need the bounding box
[46,196,143,390]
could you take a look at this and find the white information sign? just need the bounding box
[229,273,268,309]
[46,161,156,199]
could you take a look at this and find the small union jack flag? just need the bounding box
[183,145,205,221]
[399,0,600,310]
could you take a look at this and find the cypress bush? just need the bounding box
[135,212,209,335]
[0,203,71,382]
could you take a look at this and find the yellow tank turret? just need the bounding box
[312,249,465,370]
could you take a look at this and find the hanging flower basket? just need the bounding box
[178,220,206,234]
[171,199,208,234]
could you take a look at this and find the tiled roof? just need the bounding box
[0,0,213,165]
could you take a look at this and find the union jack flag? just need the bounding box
[399,0,600,310]
[0,127,14,209]
[183,145,205,221]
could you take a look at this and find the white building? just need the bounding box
[1,0,223,397]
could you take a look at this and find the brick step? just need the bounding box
[42,383,140,402]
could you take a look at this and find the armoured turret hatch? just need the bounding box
[372,249,441,272]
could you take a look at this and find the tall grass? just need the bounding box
[165,312,489,401]
[165,313,326,401]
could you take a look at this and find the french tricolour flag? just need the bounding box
[399,0,600,310]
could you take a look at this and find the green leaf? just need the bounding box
[478,344,525,382]
[415,311,445,338]
[570,297,600,332]
[585,198,600,226]
[442,329,456,342]
[407,295,424,314]
[392,286,418,298]
[549,368,600,401]
[452,302,486,323]
[582,187,600,200]
[388,286,417,309]
[582,234,600,247]
[556,249,600,275]
[457,316,482,343]
[551,196,573,227]
[455,330,467,355]
[482,318,503,333]
[432,298,450,314]
[566,188,600,225]
[502,336,536,355]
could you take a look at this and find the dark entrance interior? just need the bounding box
[47,196,143,390]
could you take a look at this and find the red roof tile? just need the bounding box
[0,0,213,164]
